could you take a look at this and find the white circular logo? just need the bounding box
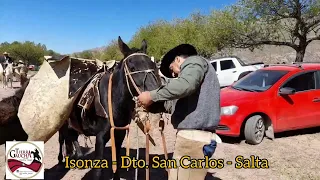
[6,142,43,179]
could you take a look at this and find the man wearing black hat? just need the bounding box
[138,44,221,179]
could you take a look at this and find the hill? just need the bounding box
[76,40,320,64]
[213,41,320,64]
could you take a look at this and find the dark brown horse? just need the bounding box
[0,78,30,145]
[58,36,162,180]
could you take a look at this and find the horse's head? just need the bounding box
[116,36,161,97]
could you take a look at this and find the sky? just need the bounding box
[0,0,236,54]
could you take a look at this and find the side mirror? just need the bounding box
[279,87,295,95]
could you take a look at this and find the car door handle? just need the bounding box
[232,71,237,73]
[312,98,320,102]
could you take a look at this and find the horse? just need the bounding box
[0,63,6,88]
[58,36,163,180]
[3,63,14,88]
[0,78,30,145]
[57,58,121,164]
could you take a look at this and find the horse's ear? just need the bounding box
[118,36,131,57]
[141,39,147,54]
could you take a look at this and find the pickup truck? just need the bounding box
[209,56,264,88]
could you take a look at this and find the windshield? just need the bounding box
[232,70,289,92]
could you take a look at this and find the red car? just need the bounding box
[216,63,320,145]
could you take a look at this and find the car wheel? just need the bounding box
[244,115,265,145]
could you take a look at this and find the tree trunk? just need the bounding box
[295,47,306,62]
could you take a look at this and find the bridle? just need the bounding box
[107,52,169,180]
[122,52,158,97]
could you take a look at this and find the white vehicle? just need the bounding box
[209,56,265,88]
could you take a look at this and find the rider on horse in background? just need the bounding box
[1,52,13,84]
[1,52,13,72]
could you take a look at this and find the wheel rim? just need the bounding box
[254,118,265,142]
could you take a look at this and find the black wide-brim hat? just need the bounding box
[160,44,197,78]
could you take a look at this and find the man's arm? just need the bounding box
[150,56,208,102]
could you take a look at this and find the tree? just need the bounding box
[0,41,60,65]
[128,12,217,61]
[9,41,46,65]
[101,39,123,60]
[215,0,320,62]
[46,49,60,56]
[76,50,94,59]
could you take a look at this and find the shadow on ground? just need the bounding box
[275,126,320,138]
[44,146,91,180]
[45,146,222,180]
[219,126,320,145]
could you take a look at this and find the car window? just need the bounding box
[232,70,288,92]
[282,71,316,92]
[220,60,235,70]
[211,62,217,71]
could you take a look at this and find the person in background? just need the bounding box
[17,60,28,86]
[3,52,13,64]
[138,44,222,180]
[1,52,13,70]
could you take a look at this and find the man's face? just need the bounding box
[169,56,184,77]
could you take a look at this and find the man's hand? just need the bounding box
[137,91,153,108]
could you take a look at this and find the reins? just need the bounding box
[107,53,169,180]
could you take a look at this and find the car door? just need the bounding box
[310,70,320,127]
[275,70,319,131]
[211,61,217,72]
[210,61,221,84]
[219,59,237,87]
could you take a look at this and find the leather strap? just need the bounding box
[159,116,169,175]
[106,53,168,180]
[107,73,130,173]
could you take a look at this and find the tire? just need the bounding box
[244,115,265,145]
[238,71,252,80]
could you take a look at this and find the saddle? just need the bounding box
[77,72,108,120]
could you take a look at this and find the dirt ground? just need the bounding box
[1,80,320,180]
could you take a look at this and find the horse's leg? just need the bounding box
[58,123,67,165]
[113,130,126,180]
[92,131,110,180]
[2,76,4,88]
[4,76,7,88]
[10,78,13,88]
[68,127,83,159]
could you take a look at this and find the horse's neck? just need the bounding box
[5,65,13,74]
[111,70,135,120]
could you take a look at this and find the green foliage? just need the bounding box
[2,0,318,63]
[75,50,94,59]
[99,0,319,62]
[0,41,60,65]
[128,12,219,61]
[101,39,123,61]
